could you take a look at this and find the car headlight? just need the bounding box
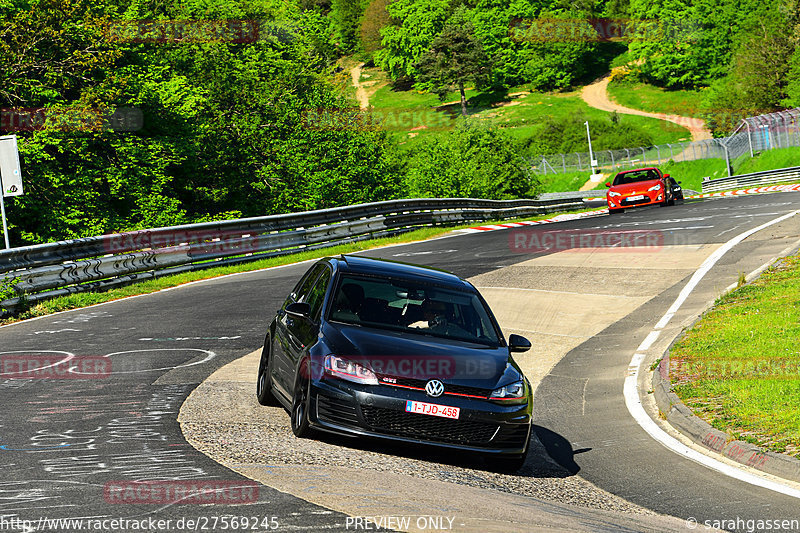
[324,355,378,385]
[647,184,662,192]
[490,380,526,401]
[608,191,621,197]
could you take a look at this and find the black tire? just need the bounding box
[290,367,314,438]
[609,208,623,215]
[256,335,279,406]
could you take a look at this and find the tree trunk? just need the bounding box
[459,82,467,116]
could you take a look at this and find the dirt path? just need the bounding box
[350,62,370,110]
[581,75,712,142]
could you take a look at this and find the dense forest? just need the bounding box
[0,0,797,244]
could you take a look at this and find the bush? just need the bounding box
[401,123,540,199]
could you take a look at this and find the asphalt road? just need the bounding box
[1,192,799,532]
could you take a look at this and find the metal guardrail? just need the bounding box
[701,166,800,193]
[0,197,584,316]
[537,190,606,200]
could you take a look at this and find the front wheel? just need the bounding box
[290,369,314,438]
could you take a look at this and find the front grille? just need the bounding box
[317,394,359,427]
[361,405,498,445]
[385,377,493,398]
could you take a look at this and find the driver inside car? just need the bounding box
[408,298,449,330]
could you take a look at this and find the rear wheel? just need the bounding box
[290,367,314,438]
[256,335,279,406]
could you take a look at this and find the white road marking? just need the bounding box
[392,249,458,257]
[624,209,800,499]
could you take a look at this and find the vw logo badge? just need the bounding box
[425,379,444,398]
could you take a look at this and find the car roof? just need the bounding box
[329,255,472,291]
[616,167,661,174]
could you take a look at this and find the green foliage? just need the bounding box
[330,0,366,51]
[359,0,392,54]
[415,10,491,115]
[0,276,17,302]
[0,0,408,244]
[374,0,451,80]
[401,123,541,199]
[518,112,653,156]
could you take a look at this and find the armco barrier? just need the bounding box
[0,197,583,316]
[701,165,800,193]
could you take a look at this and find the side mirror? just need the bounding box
[508,334,531,353]
[285,302,311,319]
[605,182,611,187]
[663,173,670,178]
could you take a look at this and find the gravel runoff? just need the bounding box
[180,376,657,517]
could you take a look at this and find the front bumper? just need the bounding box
[309,379,532,455]
[607,191,663,209]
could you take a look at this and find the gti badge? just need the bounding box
[425,379,444,398]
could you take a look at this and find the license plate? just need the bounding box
[405,400,460,419]
[628,194,645,201]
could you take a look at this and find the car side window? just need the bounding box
[304,269,332,322]
[291,264,324,304]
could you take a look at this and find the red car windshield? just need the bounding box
[613,169,660,186]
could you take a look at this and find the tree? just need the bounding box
[374,0,450,80]
[415,15,491,116]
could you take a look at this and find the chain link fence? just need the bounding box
[528,108,800,176]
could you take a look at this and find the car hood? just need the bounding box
[321,323,522,390]
[608,179,662,194]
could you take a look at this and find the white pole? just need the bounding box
[585,121,597,175]
[0,170,9,249]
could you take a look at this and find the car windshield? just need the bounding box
[613,169,659,185]
[328,275,501,346]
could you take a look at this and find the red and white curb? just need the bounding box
[459,183,800,234]
[458,210,607,233]
[686,183,800,199]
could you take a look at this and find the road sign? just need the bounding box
[0,135,23,197]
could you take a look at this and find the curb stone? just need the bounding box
[652,355,800,482]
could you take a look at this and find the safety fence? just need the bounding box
[530,108,800,176]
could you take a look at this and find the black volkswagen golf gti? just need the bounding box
[256,255,533,470]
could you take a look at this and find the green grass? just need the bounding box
[366,75,691,146]
[670,254,800,457]
[660,158,728,193]
[0,208,605,327]
[538,171,594,192]
[607,81,705,117]
[735,146,800,175]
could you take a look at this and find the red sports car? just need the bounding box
[605,167,682,214]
